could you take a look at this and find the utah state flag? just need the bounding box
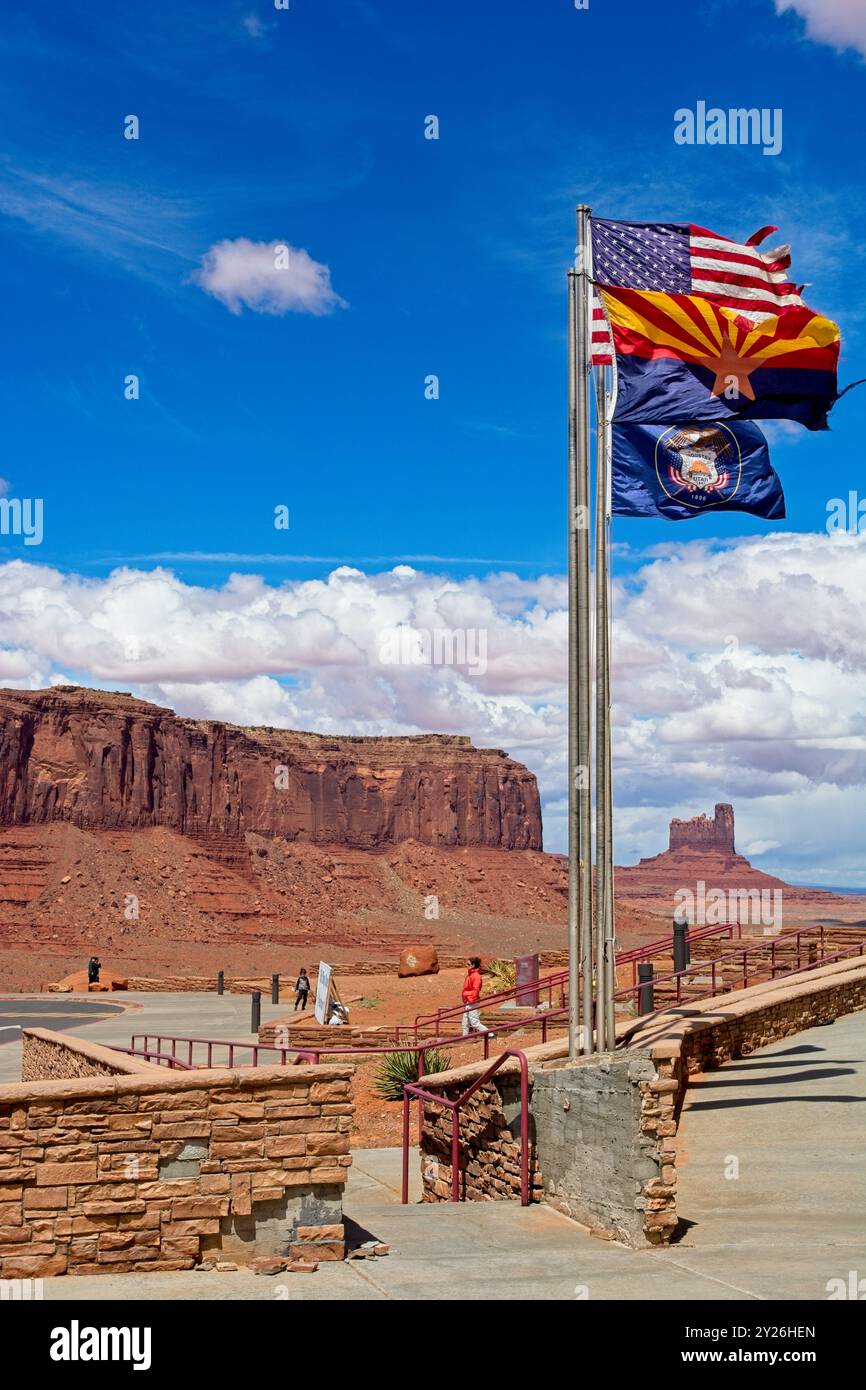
[611,420,785,521]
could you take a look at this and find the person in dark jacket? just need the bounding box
[87,956,101,986]
[294,968,311,1012]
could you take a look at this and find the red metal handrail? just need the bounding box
[112,1045,195,1070]
[401,1049,531,1206]
[130,1034,318,1068]
[613,924,829,1010]
[398,922,738,1043]
[130,926,862,1076]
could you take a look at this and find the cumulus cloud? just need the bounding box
[776,0,866,58]
[1,532,864,882]
[191,237,346,316]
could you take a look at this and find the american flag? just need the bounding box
[589,219,806,367]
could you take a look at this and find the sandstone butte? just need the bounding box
[615,802,791,895]
[0,686,542,851]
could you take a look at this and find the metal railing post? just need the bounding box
[638,963,654,1015]
[673,919,688,974]
[402,1092,411,1204]
[451,1107,461,1201]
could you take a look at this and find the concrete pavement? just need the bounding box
[5,995,864,1300]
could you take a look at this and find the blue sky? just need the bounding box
[1,0,865,882]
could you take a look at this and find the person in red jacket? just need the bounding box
[461,957,485,1036]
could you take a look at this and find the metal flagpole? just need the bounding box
[567,265,578,1056]
[566,264,581,1059]
[594,362,609,1052]
[575,205,594,1054]
[602,393,617,1050]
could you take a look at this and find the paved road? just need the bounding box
[0,990,296,1082]
[16,1004,863,1300]
[0,998,126,1045]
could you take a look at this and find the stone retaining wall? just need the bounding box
[0,1032,353,1277]
[21,1029,165,1082]
[258,1021,395,1050]
[418,958,866,1247]
[123,954,568,993]
[421,1074,543,1203]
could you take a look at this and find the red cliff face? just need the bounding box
[0,687,542,851]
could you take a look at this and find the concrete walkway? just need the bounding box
[10,1000,866,1300]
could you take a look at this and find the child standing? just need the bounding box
[294,967,311,1012]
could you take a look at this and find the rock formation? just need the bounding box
[0,686,542,851]
[618,802,802,896]
[669,803,735,856]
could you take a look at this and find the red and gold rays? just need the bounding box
[597,285,840,396]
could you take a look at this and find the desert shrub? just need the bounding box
[485,958,516,992]
[373,1048,451,1101]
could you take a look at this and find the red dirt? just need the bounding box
[315,969,568,1148]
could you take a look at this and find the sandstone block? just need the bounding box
[23,1186,67,1210]
[306,1134,349,1157]
[296,1224,343,1241]
[290,1241,344,1262]
[81,1200,146,1217]
[163,1219,221,1237]
[309,1082,350,1103]
[171,1198,229,1220]
[36,1162,97,1186]
[231,1174,252,1216]
[0,1253,67,1277]
[309,1166,346,1185]
[264,1136,306,1159]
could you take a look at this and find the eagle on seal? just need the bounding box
[663,426,731,493]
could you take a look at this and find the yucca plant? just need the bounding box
[373,1048,451,1101]
[485,958,516,992]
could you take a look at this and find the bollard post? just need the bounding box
[251,990,261,1033]
[673,920,688,975]
[216,970,224,996]
[271,973,280,1005]
[638,963,654,1015]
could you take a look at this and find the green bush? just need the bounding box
[373,1048,451,1101]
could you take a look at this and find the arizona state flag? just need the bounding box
[611,420,785,521]
[598,285,840,431]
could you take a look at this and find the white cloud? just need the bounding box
[1,531,864,881]
[191,237,346,316]
[776,0,866,58]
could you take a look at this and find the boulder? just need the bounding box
[398,946,439,978]
[50,968,129,993]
